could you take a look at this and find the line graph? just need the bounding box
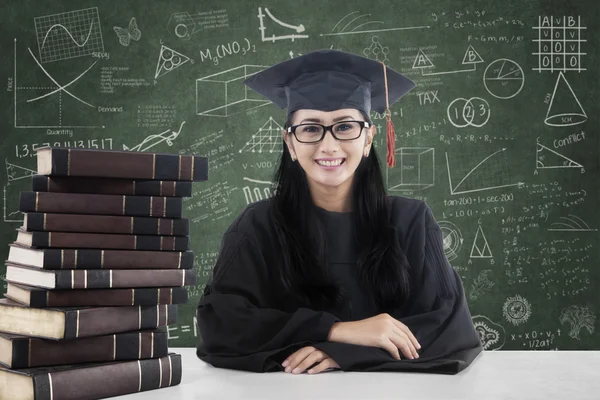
[321,11,429,37]
[34,7,104,63]
[445,149,523,195]
[13,39,104,129]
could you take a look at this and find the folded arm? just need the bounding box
[196,231,340,372]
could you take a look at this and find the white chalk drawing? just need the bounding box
[470,224,493,258]
[169,13,194,40]
[547,214,597,232]
[258,7,308,42]
[13,39,103,129]
[559,305,595,340]
[445,149,524,195]
[167,12,208,40]
[535,143,583,169]
[196,65,271,117]
[438,220,463,262]
[472,315,506,350]
[155,45,192,79]
[545,72,587,127]
[413,45,483,76]
[385,147,434,192]
[532,15,586,72]
[3,186,23,223]
[114,17,141,46]
[447,97,490,128]
[34,7,104,63]
[483,59,525,99]
[6,159,36,183]
[123,121,185,152]
[322,11,429,37]
[469,270,495,301]
[502,295,532,326]
[239,117,283,153]
[363,36,389,63]
[167,325,179,340]
[242,177,275,204]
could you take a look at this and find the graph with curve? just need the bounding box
[34,7,104,63]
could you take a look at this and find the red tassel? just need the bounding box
[380,60,396,168]
[386,114,396,168]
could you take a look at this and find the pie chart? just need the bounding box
[483,59,525,99]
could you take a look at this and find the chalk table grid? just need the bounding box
[115,348,599,400]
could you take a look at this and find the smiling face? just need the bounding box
[283,108,376,198]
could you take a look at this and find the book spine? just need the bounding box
[50,269,196,289]
[19,192,182,218]
[30,231,189,251]
[31,175,193,197]
[64,304,178,339]
[25,213,190,236]
[47,147,208,181]
[25,286,188,307]
[10,330,168,368]
[40,248,193,269]
[31,354,182,399]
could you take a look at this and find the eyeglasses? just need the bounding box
[286,120,370,143]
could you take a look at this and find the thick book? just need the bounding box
[23,212,189,236]
[5,262,197,290]
[0,353,182,400]
[19,191,182,218]
[15,229,189,251]
[0,329,168,369]
[0,298,177,340]
[8,243,193,269]
[5,282,188,308]
[32,174,193,197]
[36,146,208,181]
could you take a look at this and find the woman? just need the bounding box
[196,49,483,375]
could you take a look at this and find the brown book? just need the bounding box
[32,174,193,197]
[19,191,183,218]
[23,212,189,236]
[5,262,197,290]
[8,243,193,269]
[5,282,188,308]
[0,329,168,369]
[0,353,182,399]
[36,146,208,181]
[0,298,177,340]
[15,229,189,251]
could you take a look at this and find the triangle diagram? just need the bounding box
[535,143,582,168]
[6,160,36,181]
[462,45,484,64]
[545,72,587,127]
[412,49,434,69]
[470,225,492,258]
[155,45,191,79]
[240,117,283,153]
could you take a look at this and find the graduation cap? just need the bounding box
[243,49,416,167]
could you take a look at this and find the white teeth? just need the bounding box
[316,159,343,167]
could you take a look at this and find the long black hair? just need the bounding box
[268,110,413,313]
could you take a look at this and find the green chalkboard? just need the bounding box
[1,0,598,350]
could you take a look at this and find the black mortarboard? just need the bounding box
[242,49,416,167]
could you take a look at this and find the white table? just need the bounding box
[119,348,600,400]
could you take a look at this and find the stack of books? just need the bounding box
[0,147,208,400]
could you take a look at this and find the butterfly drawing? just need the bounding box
[114,17,141,46]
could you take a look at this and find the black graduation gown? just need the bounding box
[196,196,483,374]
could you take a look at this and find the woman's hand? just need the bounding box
[281,346,340,374]
[328,313,421,360]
